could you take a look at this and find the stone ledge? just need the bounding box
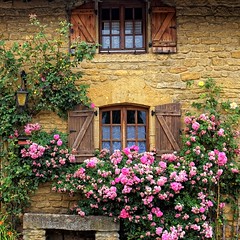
[23,213,120,232]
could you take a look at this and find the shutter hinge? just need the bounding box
[94,110,98,116]
[69,129,77,133]
[151,110,155,116]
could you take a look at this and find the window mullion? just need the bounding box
[120,5,125,50]
[122,108,126,149]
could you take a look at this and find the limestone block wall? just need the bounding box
[0,0,239,238]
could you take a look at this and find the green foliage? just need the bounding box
[0,214,19,240]
[0,124,76,229]
[0,16,97,140]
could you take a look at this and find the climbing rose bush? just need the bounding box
[20,124,76,182]
[53,112,239,240]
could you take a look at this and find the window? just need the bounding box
[99,1,146,53]
[71,2,177,54]
[100,106,149,152]
[68,103,181,162]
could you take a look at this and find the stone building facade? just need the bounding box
[0,0,239,239]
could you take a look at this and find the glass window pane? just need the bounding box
[112,36,120,48]
[125,36,133,48]
[113,126,121,139]
[137,111,146,124]
[112,8,119,20]
[125,8,133,20]
[102,126,110,139]
[113,142,121,151]
[139,142,146,152]
[112,22,120,34]
[102,36,110,49]
[127,141,136,148]
[102,111,110,124]
[135,21,142,34]
[135,36,143,48]
[102,142,111,149]
[102,22,110,35]
[138,126,146,138]
[125,22,133,34]
[112,110,121,124]
[127,126,135,139]
[127,110,135,123]
[102,9,110,20]
[134,8,142,20]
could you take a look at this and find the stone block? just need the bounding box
[95,231,119,240]
[181,72,201,81]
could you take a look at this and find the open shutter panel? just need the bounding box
[155,103,181,157]
[71,2,96,43]
[68,106,95,163]
[151,7,177,53]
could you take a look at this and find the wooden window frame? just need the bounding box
[99,1,146,53]
[100,105,149,152]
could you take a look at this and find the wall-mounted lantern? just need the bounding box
[16,70,28,108]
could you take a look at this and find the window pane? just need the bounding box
[102,111,110,124]
[102,9,110,20]
[112,36,120,48]
[134,8,142,20]
[113,141,121,150]
[138,126,146,138]
[139,142,146,152]
[127,126,135,138]
[112,22,120,34]
[113,126,121,139]
[112,8,119,20]
[102,36,110,49]
[125,8,133,20]
[102,22,110,35]
[125,36,133,48]
[125,22,133,34]
[127,110,135,124]
[135,21,142,34]
[102,126,110,139]
[137,111,146,124]
[127,141,136,148]
[135,36,143,48]
[112,110,121,124]
[102,142,111,149]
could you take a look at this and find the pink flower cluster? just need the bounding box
[24,123,41,135]
[20,125,75,180]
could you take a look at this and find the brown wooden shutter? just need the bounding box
[151,7,177,53]
[68,105,95,163]
[155,103,181,157]
[71,2,96,43]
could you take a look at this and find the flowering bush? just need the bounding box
[20,124,76,182]
[53,79,239,240]
[0,123,76,224]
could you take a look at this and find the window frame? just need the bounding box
[99,105,149,152]
[99,1,147,53]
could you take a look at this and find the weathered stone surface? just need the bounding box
[95,231,120,240]
[23,213,120,232]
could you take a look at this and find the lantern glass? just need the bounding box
[16,90,28,107]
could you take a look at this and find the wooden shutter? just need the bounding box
[155,103,181,157]
[71,2,96,43]
[151,7,177,53]
[68,105,95,163]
